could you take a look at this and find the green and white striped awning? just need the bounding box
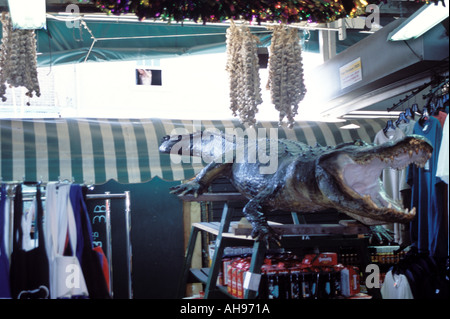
[0,118,388,185]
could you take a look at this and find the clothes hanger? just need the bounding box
[383,119,396,134]
[419,106,430,127]
[411,103,420,118]
[433,96,444,115]
[395,112,409,127]
[405,107,414,119]
[401,100,412,124]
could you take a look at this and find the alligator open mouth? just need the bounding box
[327,135,433,223]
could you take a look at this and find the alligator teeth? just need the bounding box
[405,208,409,214]
[410,207,416,216]
[409,150,413,157]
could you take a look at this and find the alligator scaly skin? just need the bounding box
[160,131,432,244]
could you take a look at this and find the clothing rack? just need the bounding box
[86,191,132,299]
[1,184,133,299]
[387,75,449,112]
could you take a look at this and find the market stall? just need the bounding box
[0,117,401,299]
[0,0,448,303]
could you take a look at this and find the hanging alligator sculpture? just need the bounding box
[159,130,432,244]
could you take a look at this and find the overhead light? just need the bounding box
[342,110,402,119]
[340,124,360,130]
[388,0,449,41]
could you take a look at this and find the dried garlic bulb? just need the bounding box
[0,15,41,103]
[267,25,306,128]
[226,21,262,126]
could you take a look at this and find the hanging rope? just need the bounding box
[225,20,262,126]
[267,25,306,128]
[0,14,40,103]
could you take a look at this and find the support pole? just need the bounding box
[104,192,113,297]
[124,191,133,299]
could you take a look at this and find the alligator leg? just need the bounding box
[342,211,395,244]
[368,226,395,245]
[243,194,282,247]
[170,162,232,197]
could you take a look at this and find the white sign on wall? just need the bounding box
[339,57,362,89]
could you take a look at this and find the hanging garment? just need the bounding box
[388,249,449,299]
[21,198,36,252]
[69,185,85,264]
[374,128,407,202]
[44,182,69,298]
[374,128,408,244]
[9,185,50,299]
[0,184,11,298]
[381,270,414,299]
[1,188,10,259]
[397,120,416,136]
[44,182,57,296]
[408,116,447,259]
[436,116,449,184]
[46,183,88,299]
[432,110,447,129]
[93,245,111,292]
[70,184,110,299]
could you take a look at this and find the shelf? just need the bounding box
[233,222,369,237]
[192,220,369,239]
[179,196,371,299]
[189,268,210,285]
[189,268,237,299]
[192,221,282,241]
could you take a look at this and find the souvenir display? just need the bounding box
[0,15,40,103]
[0,0,448,303]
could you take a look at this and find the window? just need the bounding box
[136,69,162,86]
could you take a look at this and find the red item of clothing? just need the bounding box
[93,246,110,291]
[433,111,447,128]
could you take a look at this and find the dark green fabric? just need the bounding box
[0,18,323,66]
[34,19,268,66]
